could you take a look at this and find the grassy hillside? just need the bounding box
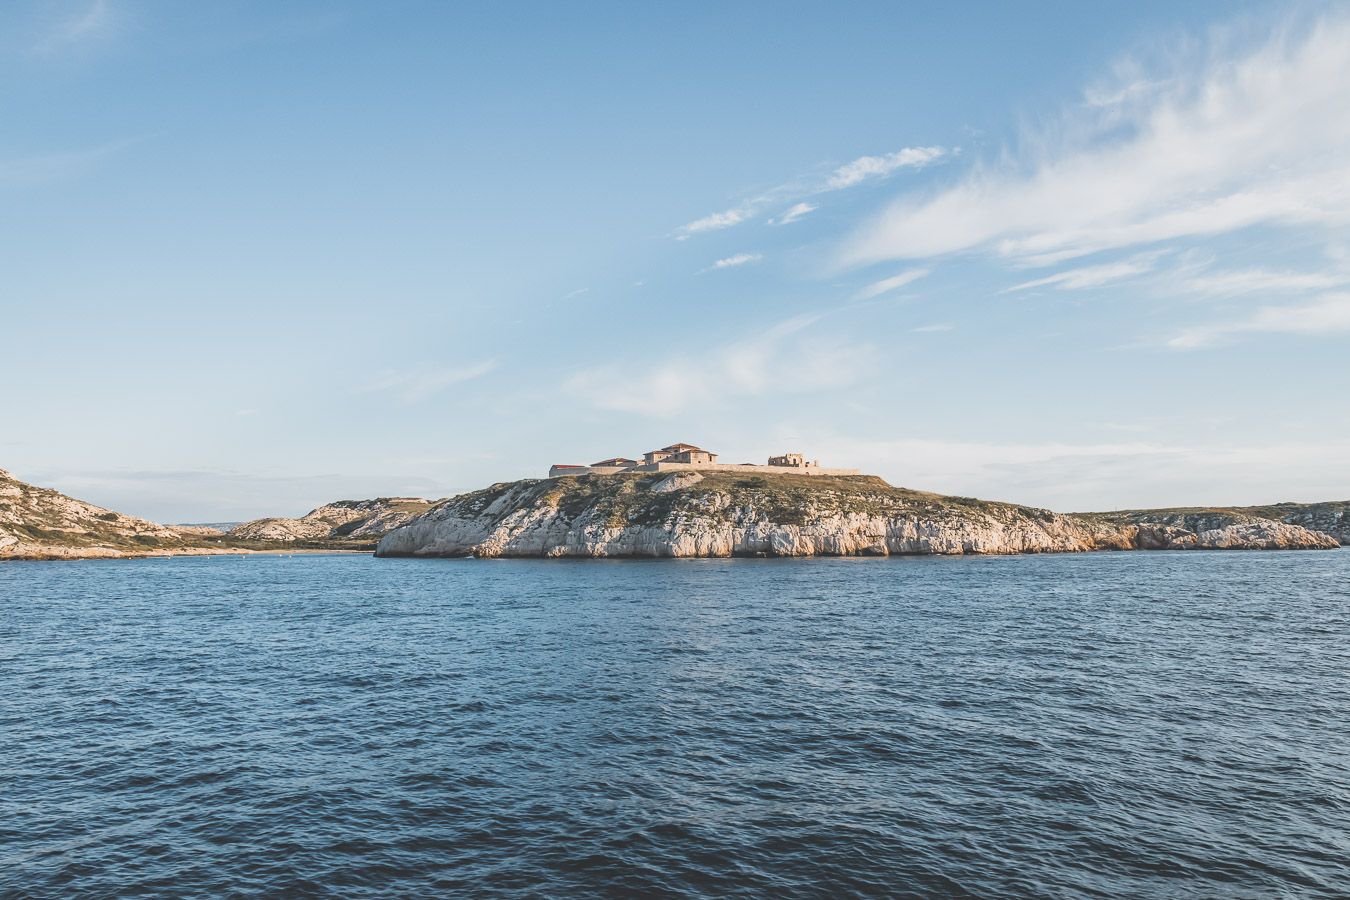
[441,471,1064,530]
[1083,501,1348,545]
[1,468,205,558]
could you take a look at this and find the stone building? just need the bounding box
[592,457,640,468]
[643,443,718,465]
[549,442,858,478]
[768,452,824,470]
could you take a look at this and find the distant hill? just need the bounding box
[1083,502,1348,547]
[0,468,219,559]
[0,469,433,560]
[228,498,436,544]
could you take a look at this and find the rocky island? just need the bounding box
[0,467,432,560]
[375,471,1342,559]
[3,446,1344,561]
[226,497,434,545]
[0,467,234,560]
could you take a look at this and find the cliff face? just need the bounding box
[0,466,436,559]
[376,473,1340,559]
[1238,502,1349,545]
[228,498,434,543]
[0,468,210,559]
[1088,508,1348,549]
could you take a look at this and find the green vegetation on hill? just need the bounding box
[1082,500,1348,545]
[0,468,422,559]
[450,471,1059,530]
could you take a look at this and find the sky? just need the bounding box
[3,0,1349,522]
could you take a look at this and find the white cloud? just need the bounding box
[826,146,946,189]
[675,207,750,240]
[0,139,137,188]
[565,315,875,415]
[1003,255,1159,292]
[362,361,497,402]
[704,252,761,271]
[910,323,954,333]
[771,202,817,225]
[854,268,930,300]
[32,0,118,56]
[838,16,1350,268]
[673,146,946,238]
[1177,267,1348,297]
[1169,292,1350,349]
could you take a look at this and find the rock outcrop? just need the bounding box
[1086,509,1344,550]
[228,498,434,543]
[5,464,1340,562]
[376,473,1341,559]
[0,468,222,559]
[1236,501,1349,545]
[0,466,438,560]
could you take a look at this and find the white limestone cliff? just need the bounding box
[376,475,1340,559]
[228,498,434,543]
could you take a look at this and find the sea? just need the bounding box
[2,550,1348,897]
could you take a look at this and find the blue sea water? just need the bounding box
[2,551,1348,897]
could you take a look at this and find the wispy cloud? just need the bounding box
[675,146,947,238]
[0,138,138,189]
[702,252,761,272]
[770,202,817,225]
[32,0,119,56]
[1168,292,1350,349]
[854,268,929,300]
[362,361,496,403]
[1003,255,1159,293]
[825,146,946,190]
[565,315,874,415]
[838,15,1350,268]
[675,207,751,240]
[1177,267,1348,297]
[911,323,954,333]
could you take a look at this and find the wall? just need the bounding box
[549,462,862,478]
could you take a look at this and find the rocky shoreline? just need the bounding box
[376,473,1342,559]
[5,467,1343,562]
[0,467,423,561]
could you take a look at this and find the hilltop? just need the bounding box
[0,468,225,560]
[0,469,429,560]
[227,498,435,546]
[1233,501,1348,545]
[3,465,1341,562]
[376,472,1341,558]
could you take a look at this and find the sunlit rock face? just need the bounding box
[376,473,1340,559]
[0,468,198,559]
[228,498,435,543]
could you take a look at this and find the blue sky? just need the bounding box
[3,0,1349,521]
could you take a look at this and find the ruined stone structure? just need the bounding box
[548,443,861,478]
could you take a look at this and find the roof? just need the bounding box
[659,443,704,452]
[551,464,585,469]
[591,457,638,467]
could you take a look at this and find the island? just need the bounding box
[374,442,1344,558]
[3,447,1344,561]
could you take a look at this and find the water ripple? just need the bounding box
[2,551,1349,896]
